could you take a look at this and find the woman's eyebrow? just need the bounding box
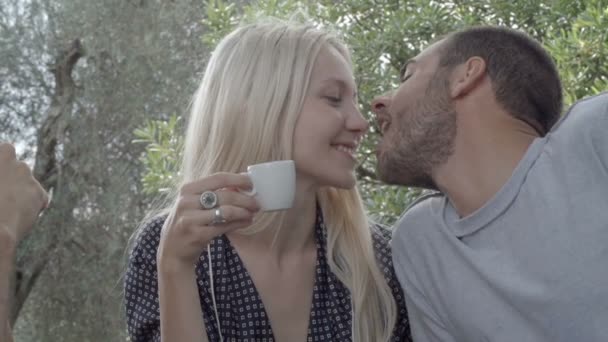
[320,78,356,93]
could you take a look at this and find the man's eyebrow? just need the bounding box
[399,59,417,79]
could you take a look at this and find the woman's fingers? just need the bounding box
[176,205,254,231]
[159,172,259,266]
[177,190,259,213]
[169,206,253,246]
[206,205,255,226]
[180,172,253,196]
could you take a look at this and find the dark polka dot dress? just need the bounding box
[124,210,411,341]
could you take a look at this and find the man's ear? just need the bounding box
[449,57,487,99]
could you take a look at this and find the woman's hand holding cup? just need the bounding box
[157,172,260,272]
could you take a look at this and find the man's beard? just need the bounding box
[377,73,457,189]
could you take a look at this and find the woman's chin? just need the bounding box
[324,173,357,190]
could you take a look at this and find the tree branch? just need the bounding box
[10,39,85,326]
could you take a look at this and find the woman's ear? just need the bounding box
[449,57,487,99]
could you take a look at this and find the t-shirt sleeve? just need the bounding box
[592,94,608,166]
[124,216,165,342]
[370,224,413,342]
[577,92,608,169]
[390,199,460,342]
[553,92,608,170]
[391,231,457,342]
[403,288,458,342]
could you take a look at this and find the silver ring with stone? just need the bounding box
[212,208,226,224]
[200,191,219,210]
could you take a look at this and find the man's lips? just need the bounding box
[380,120,391,134]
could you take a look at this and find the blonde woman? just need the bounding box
[124,20,411,342]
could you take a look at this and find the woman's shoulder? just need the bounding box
[370,222,412,341]
[370,222,393,259]
[129,215,167,262]
[369,222,400,278]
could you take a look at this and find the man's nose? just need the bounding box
[371,95,393,131]
[371,95,391,115]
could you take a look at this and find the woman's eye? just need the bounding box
[325,96,342,105]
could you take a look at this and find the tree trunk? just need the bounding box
[9,39,85,326]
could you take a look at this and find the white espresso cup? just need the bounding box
[240,160,296,211]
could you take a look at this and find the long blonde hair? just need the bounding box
[141,19,397,341]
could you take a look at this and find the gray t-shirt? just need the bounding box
[392,92,608,342]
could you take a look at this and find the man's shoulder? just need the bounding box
[551,92,608,135]
[408,190,444,208]
[400,191,444,223]
[565,91,608,119]
[392,191,445,240]
[549,92,608,166]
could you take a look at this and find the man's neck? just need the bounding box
[434,121,539,218]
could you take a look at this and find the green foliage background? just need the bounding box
[138,0,608,225]
[3,0,604,340]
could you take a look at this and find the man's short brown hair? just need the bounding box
[438,26,563,135]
